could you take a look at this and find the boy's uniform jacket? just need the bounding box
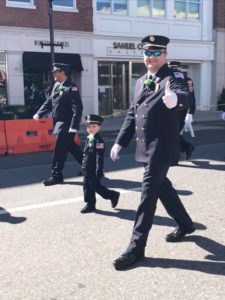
[82,133,105,185]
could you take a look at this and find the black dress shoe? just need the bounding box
[166,226,195,242]
[43,177,64,186]
[111,191,120,208]
[185,144,195,160]
[80,204,96,214]
[113,250,145,270]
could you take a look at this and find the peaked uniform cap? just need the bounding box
[169,61,181,68]
[52,63,70,73]
[142,35,170,50]
[85,114,104,125]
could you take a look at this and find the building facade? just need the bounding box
[0,0,217,117]
[93,0,214,115]
[0,0,94,116]
[212,0,225,107]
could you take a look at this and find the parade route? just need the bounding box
[0,137,225,300]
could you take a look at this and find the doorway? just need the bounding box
[98,61,129,116]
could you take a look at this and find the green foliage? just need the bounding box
[0,105,30,120]
[217,87,225,111]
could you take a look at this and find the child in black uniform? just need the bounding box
[81,114,120,213]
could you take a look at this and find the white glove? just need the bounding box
[221,112,225,121]
[110,143,122,161]
[69,128,77,133]
[33,113,39,120]
[185,113,193,124]
[162,81,178,109]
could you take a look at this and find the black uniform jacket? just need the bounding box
[82,133,105,181]
[36,79,83,134]
[115,63,192,163]
[185,76,196,115]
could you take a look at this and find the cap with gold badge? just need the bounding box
[141,35,170,50]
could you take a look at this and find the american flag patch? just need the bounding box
[72,86,78,91]
[174,72,184,79]
[96,143,104,149]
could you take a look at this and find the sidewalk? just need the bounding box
[79,110,224,134]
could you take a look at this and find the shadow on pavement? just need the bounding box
[141,256,225,276]
[181,235,225,262]
[0,207,27,224]
[179,160,225,171]
[95,208,206,231]
[118,234,225,275]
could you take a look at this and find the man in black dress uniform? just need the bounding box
[33,63,83,186]
[169,61,196,161]
[110,35,195,270]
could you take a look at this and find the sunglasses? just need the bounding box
[143,50,164,57]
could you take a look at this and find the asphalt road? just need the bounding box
[0,122,225,300]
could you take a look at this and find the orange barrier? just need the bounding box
[74,133,81,145]
[0,120,7,155]
[5,119,55,154]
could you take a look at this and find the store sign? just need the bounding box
[107,41,143,57]
[34,40,70,48]
[113,42,143,50]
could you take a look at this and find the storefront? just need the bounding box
[94,38,214,116]
[0,52,7,105]
[0,26,93,117]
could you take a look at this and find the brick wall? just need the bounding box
[0,0,93,31]
[213,0,225,28]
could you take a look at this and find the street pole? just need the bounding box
[40,1,63,69]
[48,0,55,68]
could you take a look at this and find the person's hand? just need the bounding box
[110,144,122,161]
[69,128,77,133]
[33,113,39,120]
[185,113,193,124]
[162,81,178,109]
[187,80,194,92]
[221,111,225,121]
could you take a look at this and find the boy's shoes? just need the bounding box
[111,192,120,208]
[43,177,64,186]
[80,204,96,214]
[185,144,195,160]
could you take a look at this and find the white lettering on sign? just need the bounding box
[34,40,70,48]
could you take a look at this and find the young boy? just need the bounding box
[81,114,120,213]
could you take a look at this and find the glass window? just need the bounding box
[152,0,165,17]
[53,0,74,7]
[137,0,150,16]
[96,0,127,15]
[188,0,200,20]
[113,0,127,15]
[0,52,7,105]
[174,0,200,20]
[96,0,111,13]
[8,0,31,2]
[137,0,165,17]
[174,0,186,18]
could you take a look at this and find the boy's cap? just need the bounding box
[52,63,70,73]
[85,114,104,125]
[169,61,181,68]
[142,35,170,50]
